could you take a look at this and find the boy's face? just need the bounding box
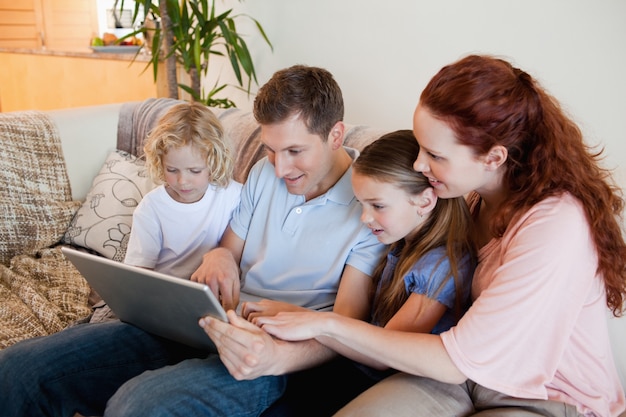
[261,115,340,200]
[162,144,210,203]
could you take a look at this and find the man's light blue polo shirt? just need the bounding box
[230,148,387,310]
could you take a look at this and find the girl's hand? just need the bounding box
[242,299,308,323]
[256,310,334,341]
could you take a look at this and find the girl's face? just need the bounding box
[352,172,432,245]
[162,144,210,203]
[412,105,495,199]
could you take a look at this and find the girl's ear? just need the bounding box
[412,187,438,216]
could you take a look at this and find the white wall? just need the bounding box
[216,0,626,389]
[216,0,626,185]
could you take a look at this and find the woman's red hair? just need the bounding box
[420,54,626,316]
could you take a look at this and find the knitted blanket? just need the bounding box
[0,111,90,349]
[0,248,91,348]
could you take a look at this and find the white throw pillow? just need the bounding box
[63,150,157,261]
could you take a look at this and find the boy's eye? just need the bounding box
[190,169,203,174]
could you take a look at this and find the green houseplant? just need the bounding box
[123,0,272,108]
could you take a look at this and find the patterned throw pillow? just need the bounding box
[0,111,81,266]
[63,150,157,262]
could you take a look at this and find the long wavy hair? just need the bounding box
[420,54,626,316]
[143,102,234,188]
[353,130,475,326]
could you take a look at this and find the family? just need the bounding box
[1,54,625,417]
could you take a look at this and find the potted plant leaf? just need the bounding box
[121,0,272,108]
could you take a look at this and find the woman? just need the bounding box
[261,55,626,416]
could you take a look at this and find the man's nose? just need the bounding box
[273,154,289,178]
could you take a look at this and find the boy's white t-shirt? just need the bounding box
[124,182,242,279]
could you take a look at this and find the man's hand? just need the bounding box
[199,310,286,380]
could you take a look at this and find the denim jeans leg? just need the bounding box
[105,355,287,417]
[0,320,205,417]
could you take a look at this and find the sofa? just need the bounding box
[1,98,625,414]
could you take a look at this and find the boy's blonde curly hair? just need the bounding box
[143,102,234,188]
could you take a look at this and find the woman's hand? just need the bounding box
[256,310,336,341]
[242,299,309,323]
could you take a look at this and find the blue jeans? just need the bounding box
[0,321,286,417]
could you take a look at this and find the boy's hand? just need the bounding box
[191,247,240,311]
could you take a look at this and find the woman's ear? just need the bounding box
[483,145,508,171]
[412,187,438,216]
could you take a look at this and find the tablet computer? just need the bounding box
[62,247,227,351]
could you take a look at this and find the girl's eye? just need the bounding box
[373,204,385,210]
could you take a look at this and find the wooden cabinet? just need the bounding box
[0,49,168,112]
[0,0,98,51]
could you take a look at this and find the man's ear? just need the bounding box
[329,121,345,150]
[412,187,438,216]
[483,145,508,171]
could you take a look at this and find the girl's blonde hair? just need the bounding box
[353,130,475,326]
[143,102,234,188]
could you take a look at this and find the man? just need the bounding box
[0,65,385,417]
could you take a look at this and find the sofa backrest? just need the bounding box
[114,98,389,185]
[47,103,122,201]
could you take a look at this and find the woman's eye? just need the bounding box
[428,152,442,161]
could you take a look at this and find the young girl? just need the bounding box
[258,129,475,415]
[266,55,626,416]
[124,101,242,279]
